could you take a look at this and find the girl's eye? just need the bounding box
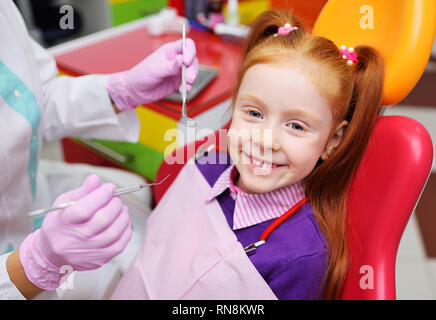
[247,109,263,119]
[288,123,304,131]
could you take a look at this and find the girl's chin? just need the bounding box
[236,168,282,194]
[237,180,275,194]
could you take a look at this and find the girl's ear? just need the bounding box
[321,120,348,160]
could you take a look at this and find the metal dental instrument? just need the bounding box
[181,22,191,123]
[177,22,196,146]
[28,174,171,218]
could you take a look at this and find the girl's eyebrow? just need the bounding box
[283,108,322,127]
[239,94,321,126]
[238,94,266,107]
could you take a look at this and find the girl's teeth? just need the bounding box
[249,155,280,169]
[251,157,274,168]
[252,158,262,166]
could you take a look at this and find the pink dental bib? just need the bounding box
[111,162,277,300]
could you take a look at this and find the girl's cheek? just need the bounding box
[229,117,248,131]
[288,142,323,170]
[228,124,251,147]
[226,130,242,160]
[281,136,317,160]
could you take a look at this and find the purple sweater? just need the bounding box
[196,153,328,300]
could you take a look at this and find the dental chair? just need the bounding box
[153,0,435,299]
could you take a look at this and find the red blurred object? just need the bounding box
[61,138,126,170]
[153,115,433,300]
[342,116,433,299]
[168,0,185,16]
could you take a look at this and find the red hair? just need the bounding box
[231,9,385,299]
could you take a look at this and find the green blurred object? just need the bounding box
[91,139,165,181]
[111,0,168,26]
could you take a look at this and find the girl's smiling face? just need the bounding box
[228,63,347,194]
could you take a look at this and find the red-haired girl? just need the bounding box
[112,9,385,300]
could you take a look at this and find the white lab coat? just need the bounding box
[0,0,145,299]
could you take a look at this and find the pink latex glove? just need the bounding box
[19,174,131,290]
[106,38,199,111]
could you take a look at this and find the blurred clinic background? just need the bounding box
[12,0,436,299]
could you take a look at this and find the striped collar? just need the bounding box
[206,164,306,230]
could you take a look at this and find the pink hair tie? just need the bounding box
[275,23,298,36]
[340,45,358,66]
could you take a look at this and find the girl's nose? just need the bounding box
[255,129,281,153]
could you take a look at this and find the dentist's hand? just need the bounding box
[106,38,199,111]
[19,174,132,290]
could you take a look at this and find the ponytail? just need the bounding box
[243,9,304,57]
[305,45,385,299]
